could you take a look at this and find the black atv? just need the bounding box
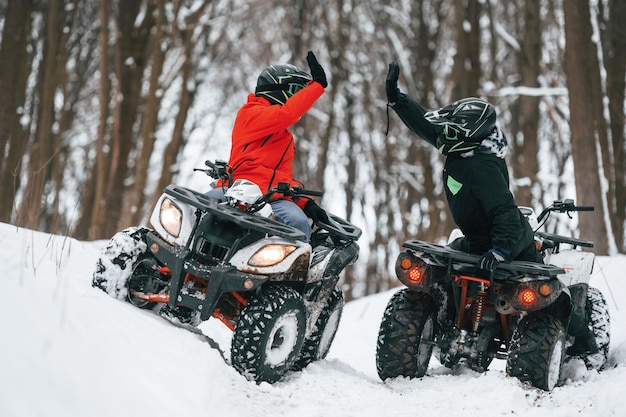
[376,199,610,390]
[93,160,361,383]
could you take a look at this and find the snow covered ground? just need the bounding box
[1,221,624,417]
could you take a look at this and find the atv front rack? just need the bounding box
[164,185,307,241]
[403,240,565,277]
[316,214,362,242]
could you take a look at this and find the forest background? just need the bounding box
[0,0,624,300]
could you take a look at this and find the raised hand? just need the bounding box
[307,51,328,88]
[386,61,400,104]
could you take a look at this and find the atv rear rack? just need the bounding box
[402,240,565,277]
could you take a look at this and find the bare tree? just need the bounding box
[598,0,626,251]
[451,0,481,99]
[0,0,33,223]
[150,0,217,209]
[563,0,611,254]
[510,0,541,207]
[123,1,168,226]
[15,0,64,230]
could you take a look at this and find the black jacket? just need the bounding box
[391,92,537,260]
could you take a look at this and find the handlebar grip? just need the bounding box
[575,206,594,211]
[299,189,323,197]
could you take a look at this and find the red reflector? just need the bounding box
[519,289,536,305]
[408,267,422,283]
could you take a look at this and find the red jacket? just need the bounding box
[221,81,324,209]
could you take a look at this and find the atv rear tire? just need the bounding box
[231,285,306,383]
[292,286,344,371]
[376,289,437,380]
[92,227,150,302]
[507,314,566,391]
[579,286,610,370]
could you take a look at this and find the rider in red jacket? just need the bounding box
[208,51,329,241]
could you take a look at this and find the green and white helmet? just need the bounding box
[255,64,312,105]
[424,97,497,155]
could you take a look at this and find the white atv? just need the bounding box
[93,160,361,383]
[376,199,610,390]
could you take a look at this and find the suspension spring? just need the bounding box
[472,283,488,332]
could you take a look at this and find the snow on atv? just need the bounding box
[376,199,610,391]
[92,160,361,383]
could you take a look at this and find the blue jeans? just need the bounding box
[205,187,311,241]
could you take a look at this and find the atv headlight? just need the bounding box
[159,198,182,237]
[248,244,296,267]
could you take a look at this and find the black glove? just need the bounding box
[307,51,328,88]
[386,61,400,104]
[477,247,510,272]
[304,200,329,224]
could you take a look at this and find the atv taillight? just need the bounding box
[408,267,422,283]
[496,278,563,314]
[396,252,430,289]
[519,288,537,306]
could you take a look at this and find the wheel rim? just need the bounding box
[127,259,158,308]
[318,307,341,356]
[266,311,300,366]
[547,338,563,390]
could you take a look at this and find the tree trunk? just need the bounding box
[600,0,626,252]
[125,2,167,226]
[103,0,154,237]
[15,0,62,230]
[451,0,481,100]
[563,0,610,254]
[86,0,114,240]
[151,48,195,209]
[0,0,33,223]
[512,0,541,207]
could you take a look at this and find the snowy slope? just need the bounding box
[0,222,624,417]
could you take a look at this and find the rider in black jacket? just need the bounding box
[385,61,541,271]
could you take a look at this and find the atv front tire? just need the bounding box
[292,286,344,371]
[376,289,437,380]
[231,285,306,383]
[92,227,150,302]
[507,314,566,391]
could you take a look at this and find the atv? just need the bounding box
[92,160,361,383]
[376,199,610,390]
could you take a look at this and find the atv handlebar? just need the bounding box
[193,160,233,185]
[254,183,323,208]
[536,199,594,223]
[195,161,324,199]
[271,182,323,198]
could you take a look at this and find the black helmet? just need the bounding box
[255,64,312,105]
[424,97,497,155]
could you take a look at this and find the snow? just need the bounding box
[1,221,624,417]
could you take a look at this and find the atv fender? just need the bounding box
[541,289,572,329]
[548,250,594,286]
